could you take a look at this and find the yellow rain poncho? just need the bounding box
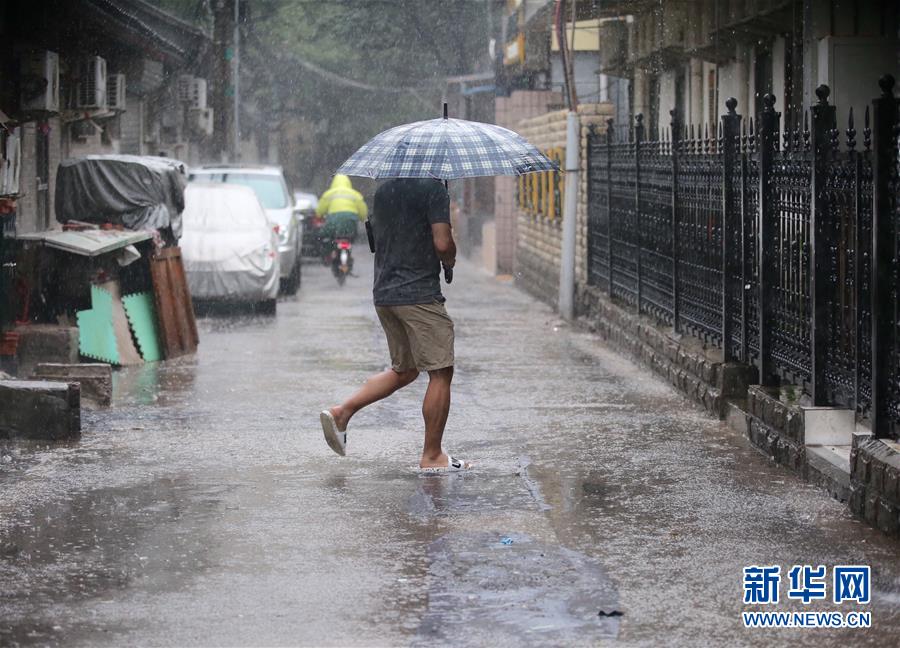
[316,174,368,220]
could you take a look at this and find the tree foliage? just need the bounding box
[245,0,493,190]
[147,0,493,190]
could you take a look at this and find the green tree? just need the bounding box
[245,0,492,190]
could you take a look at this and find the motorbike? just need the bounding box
[330,238,354,286]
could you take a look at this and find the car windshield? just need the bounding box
[190,172,289,209]
[183,186,269,233]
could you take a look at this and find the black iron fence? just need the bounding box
[587,76,900,439]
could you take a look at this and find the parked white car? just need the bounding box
[188,165,302,295]
[181,183,280,313]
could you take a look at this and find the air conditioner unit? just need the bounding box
[189,78,207,110]
[177,74,194,103]
[76,56,107,109]
[190,107,214,136]
[72,119,102,140]
[20,50,60,113]
[107,73,126,110]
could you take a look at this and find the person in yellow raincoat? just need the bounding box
[316,174,368,254]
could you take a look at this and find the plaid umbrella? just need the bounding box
[336,117,558,180]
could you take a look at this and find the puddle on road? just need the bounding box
[413,531,621,646]
[404,457,549,518]
[112,356,198,408]
[0,475,226,644]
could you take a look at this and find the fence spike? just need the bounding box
[846,107,856,150]
[803,110,810,151]
[748,117,756,153]
[863,105,871,150]
[829,110,840,150]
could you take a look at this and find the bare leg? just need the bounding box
[330,368,419,430]
[419,367,455,468]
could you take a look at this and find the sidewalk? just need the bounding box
[0,259,898,646]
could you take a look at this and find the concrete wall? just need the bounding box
[658,69,677,126]
[550,52,602,103]
[47,117,60,230]
[16,123,37,234]
[513,102,614,306]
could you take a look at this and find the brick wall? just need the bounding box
[513,102,614,306]
[494,90,562,274]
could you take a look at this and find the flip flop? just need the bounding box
[320,410,346,456]
[419,454,471,473]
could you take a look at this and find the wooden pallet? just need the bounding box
[149,247,198,358]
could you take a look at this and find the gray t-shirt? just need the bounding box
[372,178,450,306]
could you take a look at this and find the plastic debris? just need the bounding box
[500,536,513,545]
[123,292,162,362]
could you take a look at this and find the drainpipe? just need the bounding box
[556,0,579,320]
[558,112,579,320]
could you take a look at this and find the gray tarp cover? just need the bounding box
[55,155,187,239]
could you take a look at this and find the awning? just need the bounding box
[16,229,152,257]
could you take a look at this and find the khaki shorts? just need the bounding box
[375,302,455,372]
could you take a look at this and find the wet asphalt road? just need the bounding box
[1,258,900,647]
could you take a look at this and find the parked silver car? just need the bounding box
[188,165,302,295]
[181,183,280,313]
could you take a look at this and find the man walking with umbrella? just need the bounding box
[320,177,467,471]
[319,105,556,470]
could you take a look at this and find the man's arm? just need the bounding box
[431,223,456,268]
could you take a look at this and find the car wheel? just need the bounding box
[280,257,301,295]
[257,298,277,315]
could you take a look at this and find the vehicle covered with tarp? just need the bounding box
[55,155,188,242]
[180,183,280,309]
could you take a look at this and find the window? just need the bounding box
[189,172,288,209]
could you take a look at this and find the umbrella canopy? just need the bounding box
[337,117,558,180]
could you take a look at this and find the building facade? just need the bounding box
[0,0,213,237]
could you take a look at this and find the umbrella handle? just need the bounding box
[443,264,453,284]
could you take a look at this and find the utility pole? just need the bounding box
[557,0,579,320]
[211,0,236,161]
[232,0,241,162]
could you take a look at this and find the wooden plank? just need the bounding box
[150,253,178,358]
[150,247,198,358]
